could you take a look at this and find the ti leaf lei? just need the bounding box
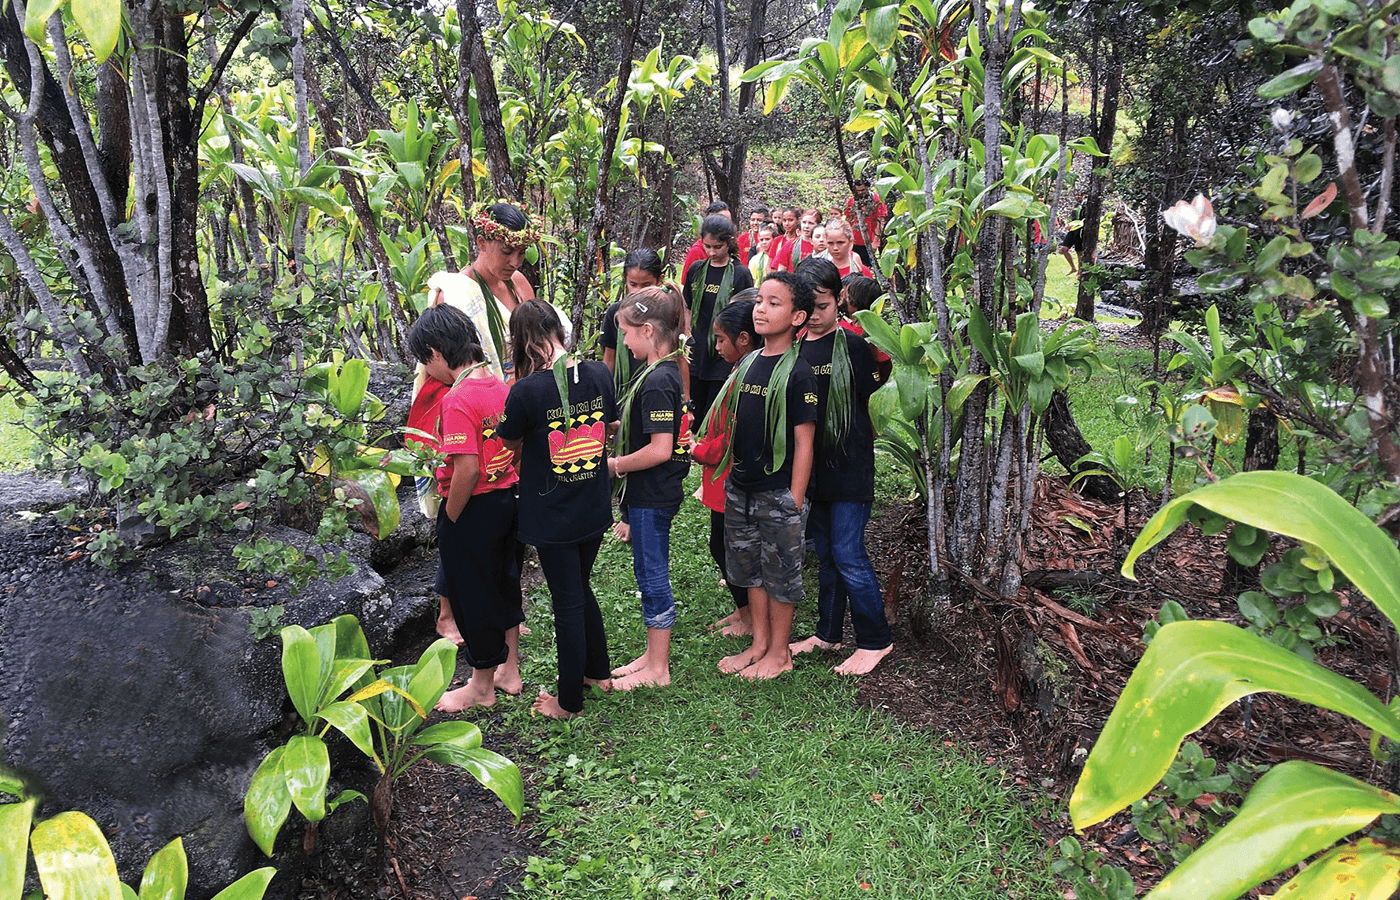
[470,269,518,374]
[689,261,735,358]
[821,329,854,448]
[697,343,803,481]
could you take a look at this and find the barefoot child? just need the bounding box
[607,287,691,690]
[407,306,524,711]
[788,258,894,676]
[709,272,819,680]
[497,301,617,718]
[690,293,761,637]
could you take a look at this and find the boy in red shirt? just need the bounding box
[408,305,524,711]
[844,178,887,268]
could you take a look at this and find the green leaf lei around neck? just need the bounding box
[690,261,735,358]
[612,349,685,500]
[470,269,520,373]
[697,343,803,481]
[820,329,854,448]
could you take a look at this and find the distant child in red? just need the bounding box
[407,305,523,712]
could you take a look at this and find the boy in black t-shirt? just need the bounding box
[716,272,819,681]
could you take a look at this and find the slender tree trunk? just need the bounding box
[1074,44,1121,321]
[459,0,519,200]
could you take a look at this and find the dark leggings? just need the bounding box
[709,509,749,610]
[535,537,611,714]
[436,491,523,669]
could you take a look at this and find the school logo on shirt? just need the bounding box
[481,418,513,483]
[547,406,607,479]
[805,392,819,406]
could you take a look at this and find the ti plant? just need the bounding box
[244,616,522,856]
[1070,470,1400,900]
[1,761,275,900]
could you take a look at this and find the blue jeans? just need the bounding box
[630,504,679,630]
[808,500,891,650]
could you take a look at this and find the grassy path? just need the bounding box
[500,472,1058,899]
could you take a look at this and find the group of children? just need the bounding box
[409,201,894,720]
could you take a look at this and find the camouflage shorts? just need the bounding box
[724,484,809,605]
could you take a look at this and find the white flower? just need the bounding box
[1162,194,1217,246]
[1271,107,1295,131]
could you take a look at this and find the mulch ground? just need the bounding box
[306,474,1395,898]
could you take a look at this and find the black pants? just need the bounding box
[536,536,611,713]
[853,243,873,266]
[709,509,749,609]
[436,490,523,669]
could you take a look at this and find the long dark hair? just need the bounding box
[510,299,566,380]
[700,215,740,262]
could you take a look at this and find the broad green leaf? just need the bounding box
[413,720,484,750]
[1271,838,1400,900]
[23,0,65,45]
[283,735,330,823]
[894,365,931,421]
[316,700,376,760]
[966,304,996,363]
[244,746,291,857]
[864,3,900,50]
[209,868,276,900]
[341,469,399,540]
[71,0,121,65]
[986,194,1031,218]
[406,639,457,713]
[1254,235,1290,274]
[31,812,122,900]
[1122,471,1400,629]
[852,309,904,364]
[1070,621,1400,830]
[136,838,186,900]
[122,887,138,900]
[946,374,986,417]
[1258,58,1323,99]
[1147,763,1400,900]
[333,616,374,687]
[844,112,882,133]
[319,659,375,709]
[332,359,370,418]
[420,745,525,820]
[0,800,35,900]
[280,626,320,727]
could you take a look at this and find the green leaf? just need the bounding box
[0,800,35,900]
[31,812,123,900]
[1121,471,1400,630]
[209,868,276,900]
[966,304,996,363]
[1069,621,1400,830]
[864,3,899,50]
[413,721,484,750]
[406,638,457,713]
[316,700,377,761]
[1293,153,1323,184]
[282,735,330,823]
[331,359,370,418]
[1147,763,1400,900]
[852,310,905,364]
[136,838,186,900]
[1254,235,1290,274]
[341,469,400,540]
[70,0,121,64]
[420,745,525,820]
[986,193,1032,218]
[946,374,986,417]
[280,626,321,727]
[319,659,376,709]
[1271,837,1400,900]
[1258,58,1324,99]
[244,746,291,857]
[23,0,65,45]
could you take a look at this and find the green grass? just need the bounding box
[0,383,33,471]
[498,471,1057,900]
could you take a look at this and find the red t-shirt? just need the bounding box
[690,390,736,513]
[737,232,755,266]
[839,318,890,363]
[769,236,813,272]
[844,192,888,247]
[436,375,517,498]
[683,236,748,273]
[836,259,873,279]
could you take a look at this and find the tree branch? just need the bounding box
[191,10,258,125]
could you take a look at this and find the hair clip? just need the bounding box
[635,301,650,312]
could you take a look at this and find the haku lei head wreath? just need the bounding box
[471,200,543,251]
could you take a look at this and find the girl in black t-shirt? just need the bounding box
[606,287,689,691]
[497,300,617,719]
[684,215,754,423]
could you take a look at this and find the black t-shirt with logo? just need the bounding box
[621,360,689,509]
[685,260,755,382]
[600,300,645,387]
[727,350,819,494]
[800,329,878,502]
[497,360,617,546]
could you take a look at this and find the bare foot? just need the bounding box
[436,614,464,646]
[692,484,704,501]
[709,610,742,632]
[789,636,840,655]
[532,689,577,719]
[611,653,648,678]
[612,521,631,543]
[740,652,793,681]
[518,623,531,637]
[612,665,671,691]
[834,645,893,676]
[719,618,753,637]
[584,676,613,691]
[436,682,495,712]
[719,645,762,674]
[494,668,523,695]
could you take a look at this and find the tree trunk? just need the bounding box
[1074,44,1121,321]
[1042,390,1120,503]
[459,0,519,201]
